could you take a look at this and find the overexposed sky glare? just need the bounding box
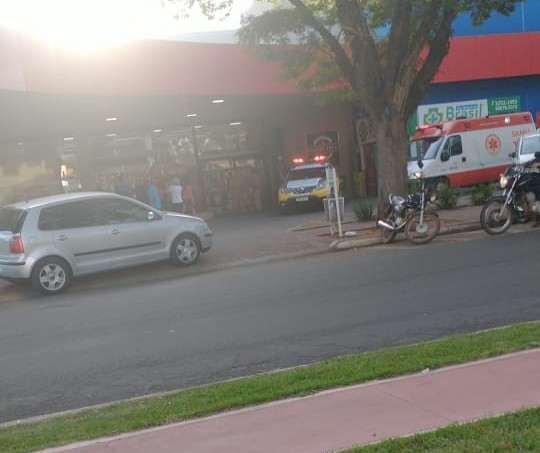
[0,0,255,50]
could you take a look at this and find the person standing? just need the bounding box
[135,175,148,204]
[182,180,195,214]
[146,177,162,210]
[166,177,184,213]
[114,174,134,198]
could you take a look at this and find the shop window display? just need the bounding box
[0,141,63,204]
[202,157,265,214]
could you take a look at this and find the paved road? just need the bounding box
[1,228,539,423]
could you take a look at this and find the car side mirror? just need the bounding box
[417,159,424,169]
[440,150,450,162]
[509,151,516,158]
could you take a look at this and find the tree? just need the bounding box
[168,1,522,208]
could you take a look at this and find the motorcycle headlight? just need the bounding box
[430,193,437,203]
[499,176,508,189]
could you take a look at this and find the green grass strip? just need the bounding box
[1,321,539,453]
[345,407,540,452]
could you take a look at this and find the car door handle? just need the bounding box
[55,235,68,241]
[111,229,121,235]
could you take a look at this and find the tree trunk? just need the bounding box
[374,114,409,219]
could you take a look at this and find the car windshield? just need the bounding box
[412,137,444,160]
[0,207,25,233]
[520,135,540,155]
[287,168,325,182]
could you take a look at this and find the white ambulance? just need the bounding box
[408,112,536,188]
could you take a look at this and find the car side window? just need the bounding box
[448,136,463,156]
[101,199,154,225]
[38,200,104,230]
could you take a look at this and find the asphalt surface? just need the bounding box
[2,202,540,453]
[0,201,486,300]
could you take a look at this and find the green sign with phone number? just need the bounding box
[488,96,521,114]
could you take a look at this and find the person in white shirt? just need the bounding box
[166,177,184,213]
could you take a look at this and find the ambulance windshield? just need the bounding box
[414,137,443,160]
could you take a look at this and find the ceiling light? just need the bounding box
[153,129,162,133]
[229,122,242,126]
[106,117,117,122]
[106,133,117,137]
[212,99,224,104]
[63,137,74,141]
[186,113,198,118]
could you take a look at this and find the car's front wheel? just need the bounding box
[170,234,201,266]
[31,256,72,295]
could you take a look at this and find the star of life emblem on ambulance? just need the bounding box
[485,134,501,154]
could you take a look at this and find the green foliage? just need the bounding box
[471,182,495,205]
[353,198,374,221]
[436,183,459,209]
[408,181,420,195]
[236,0,521,201]
[236,0,521,97]
[165,0,234,21]
[347,407,540,452]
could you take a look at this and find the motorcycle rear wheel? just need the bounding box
[380,207,397,244]
[480,198,512,235]
[381,226,397,244]
[405,212,440,244]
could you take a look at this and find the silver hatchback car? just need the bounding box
[0,192,213,295]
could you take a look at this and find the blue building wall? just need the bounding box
[453,0,540,36]
[419,1,540,125]
[423,75,540,120]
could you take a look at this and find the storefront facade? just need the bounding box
[0,86,354,213]
[2,1,540,206]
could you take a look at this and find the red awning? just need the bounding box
[1,28,539,96]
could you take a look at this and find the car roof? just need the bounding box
[4,192,124,210]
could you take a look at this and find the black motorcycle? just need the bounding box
[377,160,440,245]
[480,152,540,235]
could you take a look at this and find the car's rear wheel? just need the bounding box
[31,257,72,295]
[170,233,201,266]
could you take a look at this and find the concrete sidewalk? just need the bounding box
[41,349,540,453]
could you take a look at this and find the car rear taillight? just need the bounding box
[9,235,24,254]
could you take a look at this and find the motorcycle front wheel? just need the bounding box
[405,212,440,244]
[480,197,512,235]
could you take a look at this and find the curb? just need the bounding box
[328,221,482,251]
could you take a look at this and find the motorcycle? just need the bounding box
[377,160,440,245]
[480,151,540,235]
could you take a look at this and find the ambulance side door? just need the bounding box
[440,135,464,173]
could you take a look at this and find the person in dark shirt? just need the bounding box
[114,175,134,198]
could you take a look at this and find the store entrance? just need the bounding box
[201,156,265,215]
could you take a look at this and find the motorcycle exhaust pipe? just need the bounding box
[377,220,395,230]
